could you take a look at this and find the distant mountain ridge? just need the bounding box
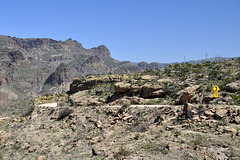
[0,35,144,106]
[0,35,238,106]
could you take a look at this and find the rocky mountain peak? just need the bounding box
[89,45,111,58]
[138,61,149,69]
[64,38,82,48]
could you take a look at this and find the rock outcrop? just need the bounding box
[69,75,127,93]
[139,84,164,98]
[44,63,72,92]
[226,82,240,92]
[176,85,200,104]
[114,82,131,94]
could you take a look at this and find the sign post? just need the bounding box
[213,85,220,98]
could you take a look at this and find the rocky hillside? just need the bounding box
[0,101,239,159]
[68,58,240,107]
[0,35,143,106]
[0,57,240,159]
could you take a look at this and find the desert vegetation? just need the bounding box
[0,58,240,159]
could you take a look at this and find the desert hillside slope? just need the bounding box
[0,58,240,159]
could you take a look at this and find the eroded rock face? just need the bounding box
[139,84,164,98]
[114,82,131,94]
[44,63,72,86]
[8,50,27,64]
[70,75,126,93]
[176,85,200,104]
[129,85,140,95]
[226,82,240,92]
[44,63,72,92]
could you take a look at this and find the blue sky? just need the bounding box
[0,0,239,63]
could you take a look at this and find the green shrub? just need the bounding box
[162,150,169,155]
[193,69,201,73]
[225,78,233,84]
[88,83,115,99]
[231,95,240,105]
[204,61,212,67]
[234,73,240,80]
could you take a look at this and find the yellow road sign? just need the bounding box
[213,85,220,92]
[214,92,218,98]
[36,98,40,101]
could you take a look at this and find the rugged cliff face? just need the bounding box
[0,35,141,106]
[43,63,72,93]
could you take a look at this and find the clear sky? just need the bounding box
[0,0,239,63]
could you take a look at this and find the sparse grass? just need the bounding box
[187,133,207,146]
[231,95,240,105]
[144,98,163,105]
[141,143,154,150]
[113,147,131,159]
[12,143,21,151]
[88,83,115,100]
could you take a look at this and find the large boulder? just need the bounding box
[215,108,228,119]
[139,84,164,98]
[226,82,240,92]
[222,94,234,105]
[204,110,214,118]
[202,94,215,104]
[114,82,131,94]
[176,85,200,104]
